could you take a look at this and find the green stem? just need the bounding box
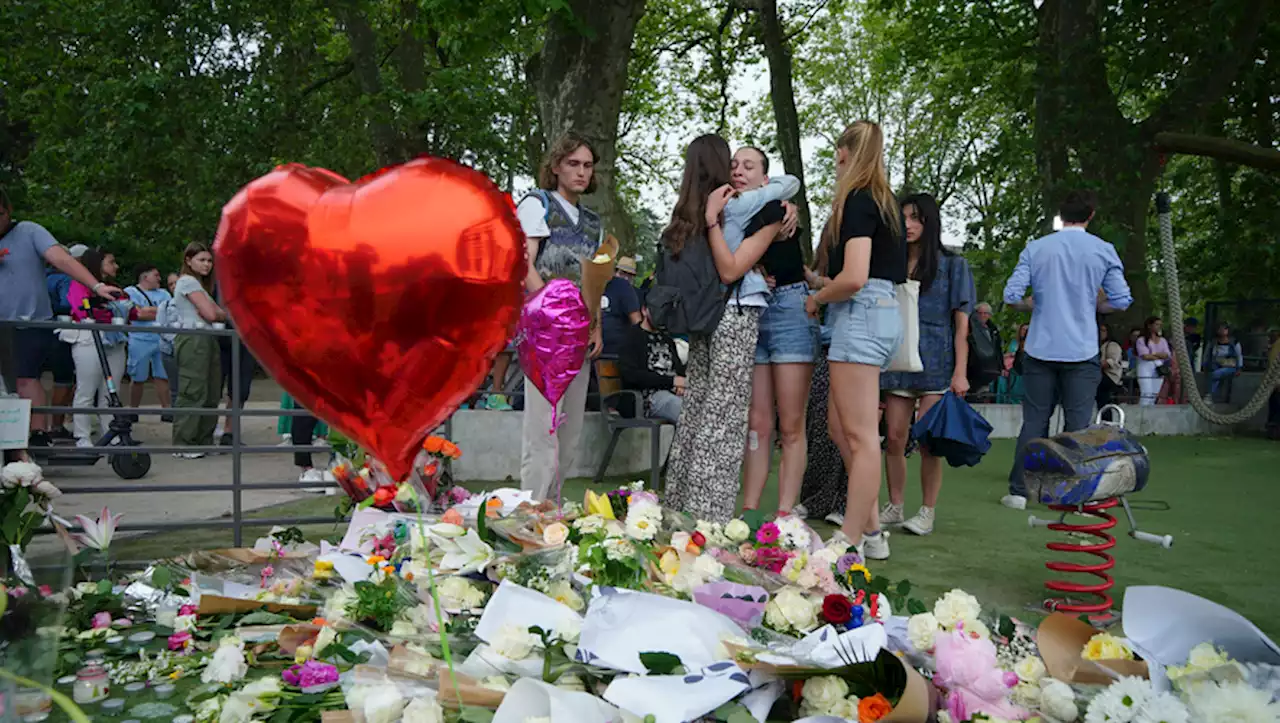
[0,668,93,723]
[408,486,462,708]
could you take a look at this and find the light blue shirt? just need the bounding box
[722,175,801,306]
[124,285,173,350]
[1003,226,1132,363]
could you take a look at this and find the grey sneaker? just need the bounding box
[902,506,935,535]
[879,502,905,526]
[1001,494,1027,510]
[824,511,845,526]
[862,531,890,560]
[790,503,809,520]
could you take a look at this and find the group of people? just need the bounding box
[0,192,262,462]
[516,122,1005,561]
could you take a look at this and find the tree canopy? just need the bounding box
[2,0,1276,320]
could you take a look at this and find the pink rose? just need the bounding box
[92,611,112,629]
[168,631,192,651]
[737,543,756,564]
[934,629,1028,720]
[37,585,52,597]
[179,604,198,616]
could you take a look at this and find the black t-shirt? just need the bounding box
[745,201,805,286]
[826,190,907,283]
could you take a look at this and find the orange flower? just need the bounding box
[442,508,464,525]
[311,617,327,627]
[442,441,461,459]
[423,436,444,454]
[858,693,892,723]
[372,486,395,507]
[423,461,440,478]
[485,497,502,518]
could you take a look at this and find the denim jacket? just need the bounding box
[721,175,801,306]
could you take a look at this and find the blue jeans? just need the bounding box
[1208,367,1236,399]
[827,279,901,368]
[1008,355,1101,497]
[755,282,818,364]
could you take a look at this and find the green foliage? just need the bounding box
[236,610,298,626]
[348,575,416,632]
[638,650,683,675]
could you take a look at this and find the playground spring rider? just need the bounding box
[1023,405,1173,623]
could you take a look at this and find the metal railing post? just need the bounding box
[231,331,244,547]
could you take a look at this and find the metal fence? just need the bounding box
[2,317,450,560]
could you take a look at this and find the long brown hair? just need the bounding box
[661,134,732,257]
[537,133,598,194]
[180,242,214,293]
[821,121,900,254]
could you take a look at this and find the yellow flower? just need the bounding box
[294,645,313,664]
[659,549,681,579]
[584,491,616,520]
[1082,632,1134,661]
[366,555,387,566]
[845,564,871,584]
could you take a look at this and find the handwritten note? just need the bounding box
[0,398,32,450]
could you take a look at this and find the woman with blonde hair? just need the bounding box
[804,121,907,559]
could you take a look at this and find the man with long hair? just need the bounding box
[514,133,605,500]
[1001,190,1132,509]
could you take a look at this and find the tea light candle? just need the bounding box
[174,715,195,723]
[100,698,125,714]
[57,675,76,686]
[106,635,125,646]
[124,682,146,694]
[127,631,156,644]
[153,683,175,699]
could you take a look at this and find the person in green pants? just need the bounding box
[170,243,227,458]
[278,393,328,441]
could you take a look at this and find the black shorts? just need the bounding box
[45,337,75,386]
[11,326,57,380]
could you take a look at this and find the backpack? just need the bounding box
[46,272,73,316]
[967,318,1003,388]
[645,235,733,336]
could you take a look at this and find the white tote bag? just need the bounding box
[887,280,923,373]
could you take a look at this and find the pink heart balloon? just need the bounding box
[516,279,591,432]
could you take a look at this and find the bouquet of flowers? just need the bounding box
[1,461,62,579]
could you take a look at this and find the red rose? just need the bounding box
[691,531,707,548]
[372,486,395,507]
[822,594,853,625]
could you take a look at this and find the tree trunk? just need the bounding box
[330,1,401,167]
[531,0,648,254]
[757,0,813,260]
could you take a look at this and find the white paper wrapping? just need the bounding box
[493,678,624,723]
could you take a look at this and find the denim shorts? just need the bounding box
[827,279,902,368]
[755,282,818,364]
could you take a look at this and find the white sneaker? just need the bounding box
[299,469,324,483]
[879,502,905,526]
[1001,494,1027,510]
[76,438,94,449]
[824,511,845,526]
[315,437,330,448]
[862,531,891,560]
[791,504,809,520]
[826,530,858,557]
[322,471,337,482]
[277,435,293,447]
[902,506,935,536]
[181,452,205,460]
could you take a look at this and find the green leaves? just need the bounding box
[639,651,683,675]
[714,702,757,723]
[237,610,296,626]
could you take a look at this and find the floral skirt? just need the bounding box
[798,353,846,518]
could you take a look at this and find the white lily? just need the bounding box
[436,528,494,574]
[74,506,122,551]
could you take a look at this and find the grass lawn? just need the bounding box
[106,435,1280,638]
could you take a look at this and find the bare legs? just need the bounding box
[881,393,944,509]
[742,363,814,513]
[828,362,883,540]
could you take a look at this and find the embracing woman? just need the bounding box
[662,134,799,523]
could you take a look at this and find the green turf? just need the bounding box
[103,436,1280,638]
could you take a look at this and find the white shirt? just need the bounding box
[516,191,580,238]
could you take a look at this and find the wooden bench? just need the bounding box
[592,358,671,491]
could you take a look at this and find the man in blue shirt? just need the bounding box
[1001,190,1133,508]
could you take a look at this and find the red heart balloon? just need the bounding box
[214,158,525,480]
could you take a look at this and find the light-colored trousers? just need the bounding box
[72,341,126,442]
[520,358,591,501]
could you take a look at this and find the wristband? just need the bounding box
[91,282,104,293]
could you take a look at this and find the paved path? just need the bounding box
[29,379,328,556]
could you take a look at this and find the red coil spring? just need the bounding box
[1043,497,1118,614]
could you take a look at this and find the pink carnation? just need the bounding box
[754,546,791,574]
[755,523,780,545]
[168,631,192,651]
[92,611,112,629]
[448,486,471,504]
[37,585,52,597]
[934,628,1027,720]
[179,604,198,616]
[283,661,340,692]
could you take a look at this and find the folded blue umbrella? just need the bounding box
[909,392,993,467]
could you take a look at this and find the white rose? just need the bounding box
[173,614,197,633]
[492,623,539,660]
[573,515,605,535]
[542,522,569,547]
[1016,656,1046,684]
[692,553,725,581]
[801,676,850,713]
[1011,681,1042,709]
[765,587,819,634]
[964,617,991,641]
[438,577,485,610]
[828,697,860,719]
[402,697,444,723]
[1186,642,1230,671]
[1039,679,1077,722]
[1,461,41,488]
[933,589,982,629]
[724,519,750,543]
[362,682,407,723]
[907,612,939,652]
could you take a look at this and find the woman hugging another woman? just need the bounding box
[662,134,800,523]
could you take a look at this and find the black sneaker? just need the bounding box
[219,433,235,446]
[49,426,74,440]
[28,430,53,447]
